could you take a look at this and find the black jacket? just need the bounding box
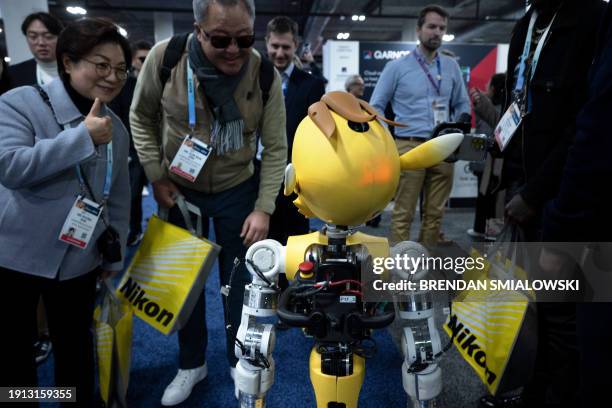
[284,66,326,160]
[7,58,37,88]
[501,0,605,209]
[543,3,612,242]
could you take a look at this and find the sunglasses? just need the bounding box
[203,30,255,49]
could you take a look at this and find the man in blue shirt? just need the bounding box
[370,4,470,248]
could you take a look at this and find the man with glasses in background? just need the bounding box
[110,40,152,246]
[8,12,63,87]
[130,0,286,405]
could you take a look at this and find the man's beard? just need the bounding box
[421,38,441,52]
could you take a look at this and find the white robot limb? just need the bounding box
[391,241,443,408]
[232,239,285,408]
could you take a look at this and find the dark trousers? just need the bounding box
[168,176,256,369]
[0,267,98,407]
[473,172,496,234]
[576,302,612,407]
[129,154,148,235]
[269,190,310,291]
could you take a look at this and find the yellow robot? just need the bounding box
[231,91,463,408]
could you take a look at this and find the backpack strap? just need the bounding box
[259,57,274,106]
[159,32,190,88]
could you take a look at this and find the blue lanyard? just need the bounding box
[514,11,557,98]
[76,143,113,203]
[187,63,197,132]
[414,50,442,96]
[65,122,113,204]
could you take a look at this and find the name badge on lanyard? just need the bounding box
[433,99,449,126]
[494,102,522,151]
[59,196,102,248]
[494,10,556,150]
[169,64,213,182]
[59,138,113,249]
[169,135,212,182]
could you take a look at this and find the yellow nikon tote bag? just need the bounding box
[443,225,537,396]
[94,279,133,408]
[117,195,220,335]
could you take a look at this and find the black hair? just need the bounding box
[132,40,152,53]
[21,12,64,36]
[417,5,449,28]
[56,18,132,82]
[266,16,299,43]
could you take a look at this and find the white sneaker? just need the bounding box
[161,363,208,406]
[230,366,238,400]
[467,228,486,238]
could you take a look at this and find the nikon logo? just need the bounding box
[446,314,497,385]
[120,278,174,327]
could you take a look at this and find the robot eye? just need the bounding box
[347,120,369,133]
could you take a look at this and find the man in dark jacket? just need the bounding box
[8,12,63,87]
[265,16,325,245]
[501,0,604,232]
[492,0,606,407]
[542,3,612,406]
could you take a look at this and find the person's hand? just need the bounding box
[152,178,180,208]
[84,98,113,145]
[469,88,483,106]
[538,247,566,276]
[505,193,535,224]
[301,50,314,64]
[99,269,117,280]
[240,210,270,247]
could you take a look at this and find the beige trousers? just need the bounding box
[390,138,454,247]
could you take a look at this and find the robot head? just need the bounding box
[284,91,462,226]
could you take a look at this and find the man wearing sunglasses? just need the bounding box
[130,0,287,405]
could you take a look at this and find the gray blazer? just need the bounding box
[0,79,130,280]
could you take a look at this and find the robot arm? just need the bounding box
[232,239,285,406]
[391,241,444,407]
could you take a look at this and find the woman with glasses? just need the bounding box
[0,18,131,406]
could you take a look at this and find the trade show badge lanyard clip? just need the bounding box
[414,50,447,125]
[58,125,113,249]
[168,64,213,183]
[514,10,557,116]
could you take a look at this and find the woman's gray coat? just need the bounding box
[0,79,130,280]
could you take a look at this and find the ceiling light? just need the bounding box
[351,15,358,21]
[0,28,3,33]
[336,32,350,40]
[4,57,10,63]
[359,15,366,22]
[443,34,455,42]
[66,6,87,15]
[118,26,128,37]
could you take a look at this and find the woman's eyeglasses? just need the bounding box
[203,30,255,49]
[82,58,129,81]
